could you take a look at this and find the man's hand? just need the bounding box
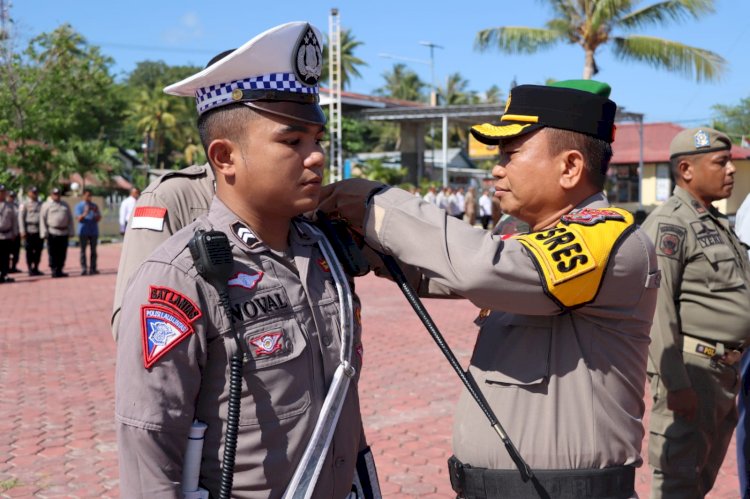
[666,387,698,421]
[318,179,386,233]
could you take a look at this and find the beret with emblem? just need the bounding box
[470,79,617,145]
[164,21,325,125]
[669,127,731,160]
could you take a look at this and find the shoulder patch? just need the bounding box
[656,223,686,259]
[130,206,167,231]
[515,207,633,308]
[690,220,723,248]
[141,305,196,368]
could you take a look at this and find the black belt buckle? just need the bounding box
[448,455,466,497]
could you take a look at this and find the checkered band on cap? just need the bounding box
[195,72,318,114]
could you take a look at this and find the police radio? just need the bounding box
[187,229,244,499]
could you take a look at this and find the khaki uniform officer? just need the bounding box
[0,185,19,283]
[18,186,44,276]
[642,127,750,499]
[111,163,215,338]
[40,187,74,278]
[116,22,380,498]
[320,80,660,498]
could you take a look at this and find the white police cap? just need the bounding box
[164,21,325,125]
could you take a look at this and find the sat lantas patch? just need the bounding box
[141,286,203,368]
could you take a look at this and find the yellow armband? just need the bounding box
[514,208,634,308]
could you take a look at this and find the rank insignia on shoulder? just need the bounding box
[560,208,625,226]
[249,331,284,356]
[228,271,263,290]
[141,305,196,368]
[232,221,262,249]
[130,206,167,231]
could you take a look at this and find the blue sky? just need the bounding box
[11,0,750,128]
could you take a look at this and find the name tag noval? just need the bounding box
[515,207,633,308]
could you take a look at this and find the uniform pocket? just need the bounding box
[239,317,312,426]
[702,246,745,291]
[473,314,552,387]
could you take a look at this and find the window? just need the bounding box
[606,164,639,203]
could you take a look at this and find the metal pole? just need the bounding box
[638,117,644,208]
[442,113,448,188]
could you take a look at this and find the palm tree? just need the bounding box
[128,87,177,167]
[375,63,427,102]
[321,28,368,90]
[475,0,726,81]
[438,73,477,145]
[483,84,504,104]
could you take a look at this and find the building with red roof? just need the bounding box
[608,122,750,214]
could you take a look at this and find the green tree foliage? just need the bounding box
[475,0,726,81]
[122,60,202,169]
[321,28,368,90]
[0,24,126,191]
[358,157,406,185]
[712,96,750,143]
[376,63,427,102]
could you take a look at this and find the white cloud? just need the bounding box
[162,11,204,45]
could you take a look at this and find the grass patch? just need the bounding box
[0,478,20,491]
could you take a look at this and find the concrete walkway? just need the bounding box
[0,243,741,497]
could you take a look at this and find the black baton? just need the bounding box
[379,252,534,482]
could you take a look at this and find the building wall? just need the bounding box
[636,158,750,215]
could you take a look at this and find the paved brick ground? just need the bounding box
[0,242,741,497]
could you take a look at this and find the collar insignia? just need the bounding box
[250,331,284,356]
[317,257,330,272]
[293,24,322,86]
[228,271,263,290]
[232,221,261,249]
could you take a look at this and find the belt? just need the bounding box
[448,456,635,499]
[682,334,743,366]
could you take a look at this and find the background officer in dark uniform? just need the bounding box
[6,190,20,273]
[642,127,750,499]
[0,185,18,283]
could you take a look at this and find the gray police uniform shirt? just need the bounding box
[116,197,365,498]
[112,163,215,337]
[642,185,750,391]
[363,188,659,470]
[39,199,74,237]
[18,200,41,236]
[0,200,18,240]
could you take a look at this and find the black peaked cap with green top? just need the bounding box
[470,79,617,145]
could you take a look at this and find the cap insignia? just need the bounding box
[231,88,243,101]
[293,25,322,87]
[694,129,710,149]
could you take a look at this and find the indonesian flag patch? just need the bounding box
[249,331,284,356]
[228,271,263,290]
[130,206,168,231]
[141,305,195,368]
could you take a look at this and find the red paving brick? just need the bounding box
[0,242,741,497]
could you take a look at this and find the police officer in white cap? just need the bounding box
[115,22,380,499]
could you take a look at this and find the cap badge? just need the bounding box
[694,129,710,149]
[293,24,322,86]
[231,88,243,101]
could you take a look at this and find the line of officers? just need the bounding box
[0,184,75,282]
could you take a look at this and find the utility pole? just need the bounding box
[419,41,443,185]
[328,8,343,183]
